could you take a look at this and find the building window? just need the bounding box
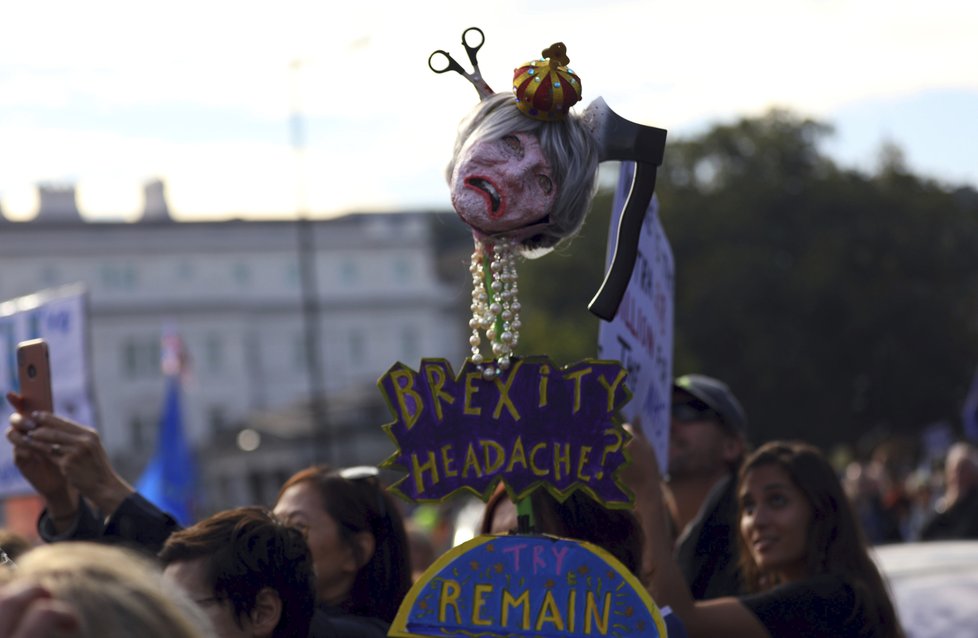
[349,330,364,363]
[232,262,251,286]
[285,261,300,287]
[100,263,137,290]
[175,260,195,281]
[208,406,227,435]
[393,256,413,284]
[204,334,224,373]
[122,338,161,378]
[401,326,419,362]
[40,265,61,287]
[129,414,154,452]
[293,333,308,371]
[340,259,358,285]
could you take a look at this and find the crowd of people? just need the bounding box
[1,374,976,636]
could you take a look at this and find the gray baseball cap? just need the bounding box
[673,373,748,437]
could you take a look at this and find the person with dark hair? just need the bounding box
[478,482,645,580]
[273,465,412,638]
[160,506,316,638]
[632,435,904,637]
[918,441,978,541]
[666,373,750,599]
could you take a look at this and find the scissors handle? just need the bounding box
[428,50,465,75]
[461,26,484,68]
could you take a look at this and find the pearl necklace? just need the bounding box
[468,236,521,380]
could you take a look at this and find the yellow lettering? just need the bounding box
[411,451,439,495]
[493,360,523,420]
[564,367,593,415]
[471,584,493,626]
[501,589,531,629]
[576,445,592,482]
[567,590,577,633]
[506,436,528,473]
[390,369,422,429]
[529,443,549,477]
[584,591,611,634]
[554,443,571,481]
[438,579,461,624]
[464,372,482,416]
[462,443,484,478]
[538,364,550,408]
[425,363,455,421]
[481,440,505,474]
[535,590,565,632]
[597,368,628,413]
[441,444,458,478]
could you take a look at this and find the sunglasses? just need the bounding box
[671,401,721,424]
[337,465,380,481]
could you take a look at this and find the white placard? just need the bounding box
[0,285,95,497]
[597,163,674,470]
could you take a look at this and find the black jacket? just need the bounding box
[674,474,744,599]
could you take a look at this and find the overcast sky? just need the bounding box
[1,0,975,220]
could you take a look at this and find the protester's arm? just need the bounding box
[6,393,81,535]
[14,410,135,516]
[36,496,105,543]
[103,492,182,554]
[622,425,771,638]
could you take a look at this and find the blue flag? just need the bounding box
[136,340,196,525]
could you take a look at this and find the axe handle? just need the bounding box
[588,161,659,321]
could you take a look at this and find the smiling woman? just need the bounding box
[629,436,905,638]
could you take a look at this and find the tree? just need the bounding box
[517,109,978,450]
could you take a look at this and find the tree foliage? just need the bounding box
[518,109,978,449]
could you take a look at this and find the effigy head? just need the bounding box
[445,45,599,256]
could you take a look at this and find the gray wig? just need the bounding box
[446,92,599,255]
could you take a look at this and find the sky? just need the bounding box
[1,0,976,221]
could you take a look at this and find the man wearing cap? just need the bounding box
[667,373,749,599]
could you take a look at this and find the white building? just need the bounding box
[0,183,471,512]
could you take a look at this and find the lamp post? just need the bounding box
[291,59,331,464]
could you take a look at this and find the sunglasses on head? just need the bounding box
[671,401,721,424]
[336,465,380,481]
[333,466,389,521]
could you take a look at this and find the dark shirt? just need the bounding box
[919,488,978,541]
[674,474,743,599]
[38,492,180,555]
[310,605,390,638]
[741,574,870,638]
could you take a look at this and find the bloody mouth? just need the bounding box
[464,176,504,218]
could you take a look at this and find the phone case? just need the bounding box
[16,338,54,413]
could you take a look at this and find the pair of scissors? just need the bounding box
[428,26,494,99]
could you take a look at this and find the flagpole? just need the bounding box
[291,59,331,464]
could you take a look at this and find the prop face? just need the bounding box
[450,131,556,237]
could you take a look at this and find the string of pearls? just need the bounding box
[468,236,521,380]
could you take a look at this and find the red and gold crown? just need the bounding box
[512,42,582,121]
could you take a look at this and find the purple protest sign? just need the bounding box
[378,356,633,507]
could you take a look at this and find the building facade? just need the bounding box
[0,184,469,513]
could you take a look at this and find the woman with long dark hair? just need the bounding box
[633,437,903,637]
[274,465,411,638]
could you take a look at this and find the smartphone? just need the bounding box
[16,338,54,414]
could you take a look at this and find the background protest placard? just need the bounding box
[0,285,95,497]
[597,162,675,470]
